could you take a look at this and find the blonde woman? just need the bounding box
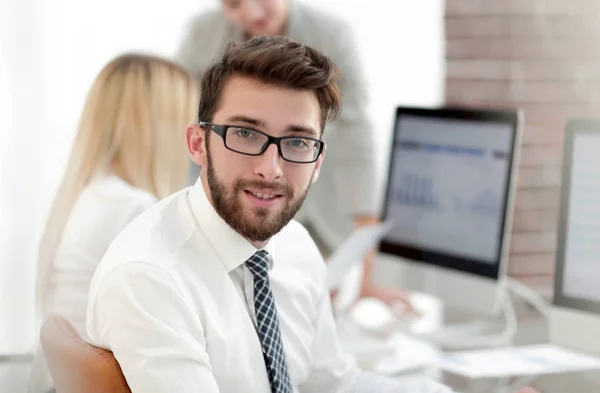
[28,53,199,393]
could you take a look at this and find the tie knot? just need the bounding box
[245,250,270,281]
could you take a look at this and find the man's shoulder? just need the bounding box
[293,2,350,36]
[279,219,315,244]
[93,189,194,279]
[277,219,327,277]
[184,8,230,39]
[177,8,233,74]
[290,3,355,63]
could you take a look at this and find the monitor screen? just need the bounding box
[380,107,520,279]
[555,120,600,313]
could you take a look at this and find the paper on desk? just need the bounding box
[439,344,600,378]
[326,221,393,290]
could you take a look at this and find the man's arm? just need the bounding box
[174,10,225,80]
[174,14,206,78]
[353,216,415,314]
[300,278,453,393]
[87,262,219,393]
[325,23,378,218]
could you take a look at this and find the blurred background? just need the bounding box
[0,0,444,355]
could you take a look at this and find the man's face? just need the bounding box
[195,75,325,243]
[222,0,288,38]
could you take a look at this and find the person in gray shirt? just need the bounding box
[176,0,412,310]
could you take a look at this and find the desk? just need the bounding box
[339,295,600,393]
[443,315,600,393]
[3,303,599,393]
[0,355,32,392]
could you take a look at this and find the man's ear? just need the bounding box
[186,123,207,167]
[310,144,327,183]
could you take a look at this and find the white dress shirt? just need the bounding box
[28,175,157,393]
[86,180,452,393]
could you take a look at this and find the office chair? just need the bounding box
[41,316,131,393]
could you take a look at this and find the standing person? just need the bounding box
[177,0,412,309]
[28,54,199,393]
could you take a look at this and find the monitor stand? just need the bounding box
[410,277,550,350]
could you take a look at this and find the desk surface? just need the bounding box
[454,298,600,393]
[0,361,31,393]
[342,294,600,393]
[442,317,600,393]
[3,299,599,393]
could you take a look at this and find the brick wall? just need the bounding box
[445,0,600,297]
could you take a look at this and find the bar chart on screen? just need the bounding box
[392,173,439,210]
[385,136,509,262]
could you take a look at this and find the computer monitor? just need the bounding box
[375,107,522,317]
[551,119,600,356]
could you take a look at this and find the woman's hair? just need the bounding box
[36,53,198,310]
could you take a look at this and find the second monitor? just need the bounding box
[376,106,522,317]
[551,119,600,357]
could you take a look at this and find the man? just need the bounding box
[176,0,411,308]
[86,36,451,392]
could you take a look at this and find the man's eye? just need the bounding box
[234,129,256,138]
[288,139,309,148]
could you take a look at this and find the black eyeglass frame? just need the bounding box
[199,121,325,164]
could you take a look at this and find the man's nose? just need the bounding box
[253,143,283,181]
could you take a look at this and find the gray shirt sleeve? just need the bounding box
[175,18,204,79]
[175,11,226,184]
[175,10,229,81]
[319,22,380,217]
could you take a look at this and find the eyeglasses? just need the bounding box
[199,122,325,164]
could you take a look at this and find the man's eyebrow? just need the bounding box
[284,125,319,137]
[225,115,267,128]
[225,116,320,137]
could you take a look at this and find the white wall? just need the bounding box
[303,0,445,199]
[0,0,444,353]
[1,0,48,354]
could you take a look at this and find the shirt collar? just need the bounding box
[187,178,278,272]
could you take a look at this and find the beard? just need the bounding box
[205,147,311,243]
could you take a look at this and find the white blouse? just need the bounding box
[28,175,157,393]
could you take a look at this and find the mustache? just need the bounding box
[234,179,293,197]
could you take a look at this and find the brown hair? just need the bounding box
[198,35,343,133]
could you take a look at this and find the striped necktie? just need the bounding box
[245,250,292,393]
